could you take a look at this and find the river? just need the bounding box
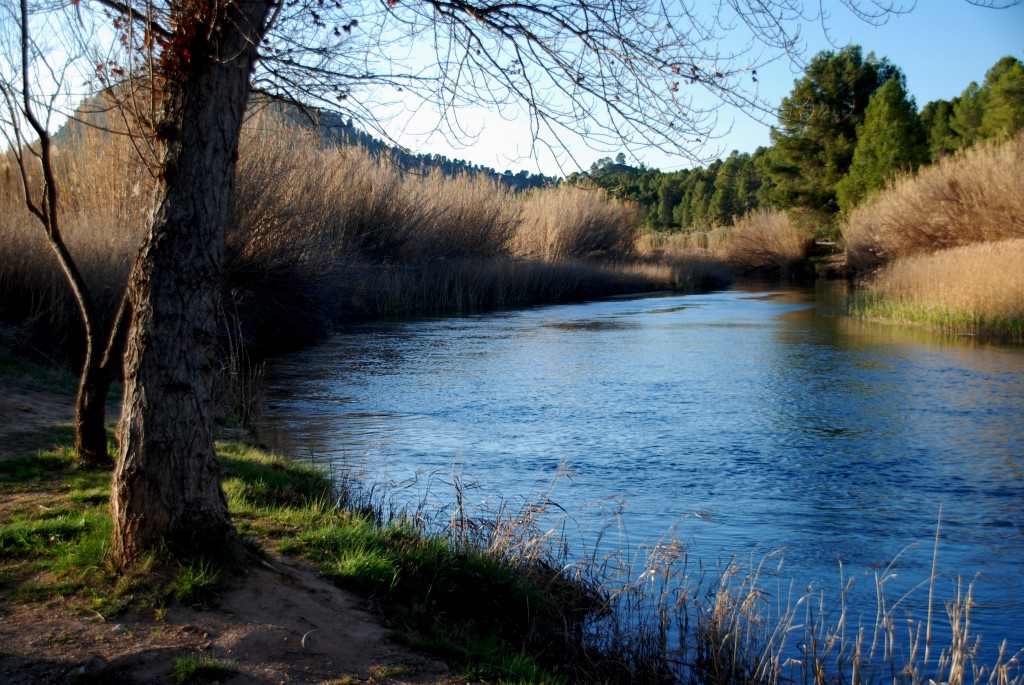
[255,281,1024,666]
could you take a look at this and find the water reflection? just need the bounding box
[256,282,1024,660]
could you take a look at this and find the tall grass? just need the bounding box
[274,450,1023,685]
[725,208,811,274]
[851,239,1024,342]
[0,126,152,360]
[513,183,642,260]
[635,208,810,277]
[841,133,1024,341]
[2,109,724,363]
[3,425,1020,685]
[843,132,1024,269]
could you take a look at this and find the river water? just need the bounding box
[255,282,1024,665]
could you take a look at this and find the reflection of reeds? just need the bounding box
[851,239,1024,342]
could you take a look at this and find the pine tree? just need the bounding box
[919,99,961,160]
[952,82,985,146]
[981,57,1024,139]
[766,46,902,228]
[837,78,928,213]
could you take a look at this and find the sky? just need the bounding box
[386,0,1024,177]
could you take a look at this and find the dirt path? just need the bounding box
[0,381,454,684]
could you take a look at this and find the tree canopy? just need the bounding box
[765,46,902,226]
[836,76,927,213]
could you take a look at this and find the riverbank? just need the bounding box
[0,111,733,366]
[842,132,1024,343]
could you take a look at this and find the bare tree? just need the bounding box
[1,0,1018,565]
[0,0,131,467]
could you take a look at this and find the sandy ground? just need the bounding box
[0,382,455,684]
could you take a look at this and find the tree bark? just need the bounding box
[111,0,271,565]
[75,296,132,467]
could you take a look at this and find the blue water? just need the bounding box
[256,282,1024,665]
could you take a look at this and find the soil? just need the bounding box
[0,382,456,685]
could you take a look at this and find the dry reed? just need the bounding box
[355,461,1023,685]
[0,126,152,359]
[634,209,809,276]
[725,208,811,274]
[514,183,642,260]
[852,239,1024,341]
[843,132,1024,268]
[3,109,718,359]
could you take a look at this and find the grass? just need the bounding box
[634,208,811,278]
[2,109,727,364]
[850,238,1024,342]
[840,133,1024,342]
[169,652,239,683]
[843,131,1024,269]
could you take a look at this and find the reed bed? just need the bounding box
[0,127,152,359]
[2,110,724,360]
[725,208,811,274]
[851,239,1024,342]
[634,209,810,277]
[635,227,732,259]
[843,132,1024,269]
[514,183,642,261]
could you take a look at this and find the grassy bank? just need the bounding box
[841,132,1024,341]
[635,208,813,279]
[851,239,1024,342]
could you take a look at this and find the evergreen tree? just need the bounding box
[837,78,928,213]
[952,82,985,146]
[709,153,741,225]
[981,56,1024,139]
[656,172,688,228]
[766,46,902,227]
[919,99,961,160]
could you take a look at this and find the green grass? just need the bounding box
[7,437,1018,685]
[850,291,1024,343]
[0,440,586,684]
[220,441,582,682]
[169,652,238,683]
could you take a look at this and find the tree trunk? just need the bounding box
[75,297,131,467]
[111,0,271,566]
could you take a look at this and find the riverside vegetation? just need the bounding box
[0,109,739,368]
[1,58,1022,685]
[843,132,1024,342]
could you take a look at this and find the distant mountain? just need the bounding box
[52,93,556,192]
[291,106,556,191]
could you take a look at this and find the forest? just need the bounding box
[571,48,1024,239]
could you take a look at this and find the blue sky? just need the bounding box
[389,0,1024,176]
